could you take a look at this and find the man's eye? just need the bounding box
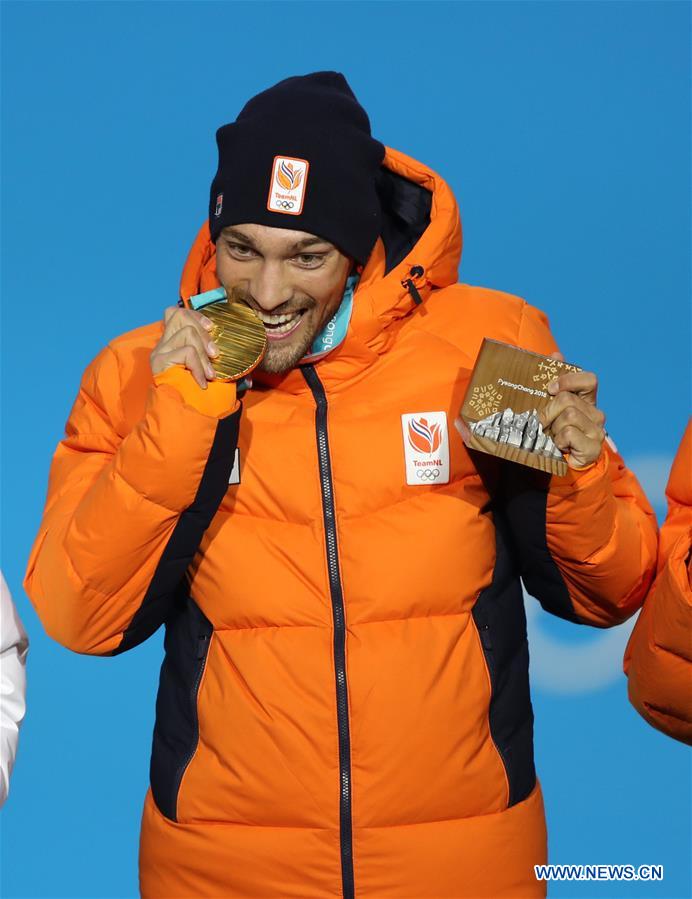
[295,254,324,267]
[228,243,256,257]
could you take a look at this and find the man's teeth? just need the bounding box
[257,310,303,333]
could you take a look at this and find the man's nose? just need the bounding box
[249,263,293,312]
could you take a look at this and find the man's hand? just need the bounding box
[151,306,218,389]
[539,358,606,470]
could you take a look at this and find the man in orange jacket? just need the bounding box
[624,419,691,745]
[26,72,657,898]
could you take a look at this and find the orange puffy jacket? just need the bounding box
[25,147,658,898]
[624,420,692,744]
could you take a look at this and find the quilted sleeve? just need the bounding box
[24,346,240,656]
[624,420,692,743]
[501,302,658,627]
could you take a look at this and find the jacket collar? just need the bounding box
[179,147,463,395]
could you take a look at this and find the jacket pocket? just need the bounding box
[471,514,537,809]
[149,593,213,822]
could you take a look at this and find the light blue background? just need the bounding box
[2,2,690,897]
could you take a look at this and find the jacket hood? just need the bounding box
[179,147,463,389]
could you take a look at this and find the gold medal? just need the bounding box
[202,299,267,381]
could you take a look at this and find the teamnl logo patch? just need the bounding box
[401,412,450,485]
[267,156,309,216]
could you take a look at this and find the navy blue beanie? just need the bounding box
[209,72,385,265]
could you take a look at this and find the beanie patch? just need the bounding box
[267,156,310,216]
[209,72,385,263]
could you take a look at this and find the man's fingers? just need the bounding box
[535,359,605,469]
[547,370,598,402]
[163,306,214,338]
[549,407,604,445]
[163,305,179,325]
[151,305,221,390]
[158,324,217,363]
[552,424,586,452]
[540,395,606,469]
[152,325,218,383]
[153,347,212,389]
[551,423,602,467]
[540,391,604,432]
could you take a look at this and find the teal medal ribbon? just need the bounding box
[300,273,358,364]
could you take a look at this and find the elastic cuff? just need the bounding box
[552,447,609,495]
[154,366,238,418]
[568,459,597,473]
[570,443,608,476]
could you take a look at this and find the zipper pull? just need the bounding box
[402,265,425,306]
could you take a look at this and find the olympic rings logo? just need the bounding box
[416,468,440,480]
[275,200,295,210]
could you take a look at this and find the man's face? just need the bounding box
[215,224,353,374]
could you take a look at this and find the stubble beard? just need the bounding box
[259,296,346,373]
[259,319,317,374]
[226,284,343,375]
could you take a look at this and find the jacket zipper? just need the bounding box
[171,631,212,820]
[301,364,355,899]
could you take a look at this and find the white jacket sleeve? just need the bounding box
[0,573,28,807]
